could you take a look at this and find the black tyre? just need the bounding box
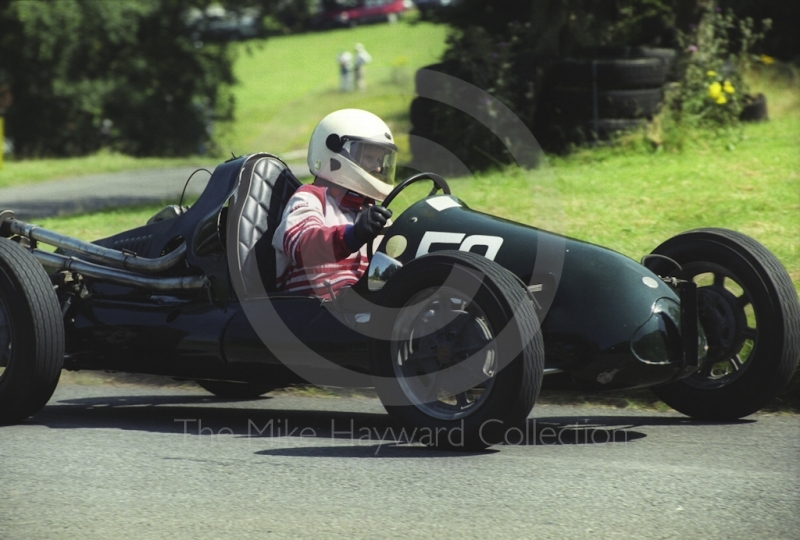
[740,93,768,122]
[550,57,667,90]
[578,46,678,81]
[409,97,438,133]
[637,48,678,81]
[544,87,664,118]
[646,229,800,420]
[0,238,64,425]
[371,251,544,450]
[196,380,274,399]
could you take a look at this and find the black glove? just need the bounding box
[354,205,392,245]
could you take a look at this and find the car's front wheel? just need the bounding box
[371,251,543,450]
[646,228,800,420]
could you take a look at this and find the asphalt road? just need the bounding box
[1,383,798,539]
[0,158,309,219]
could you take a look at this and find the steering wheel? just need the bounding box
[367,172,451,261]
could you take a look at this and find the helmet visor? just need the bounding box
[342,139,397,187]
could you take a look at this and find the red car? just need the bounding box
[315,0,409,28]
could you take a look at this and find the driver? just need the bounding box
[272,109,395,300]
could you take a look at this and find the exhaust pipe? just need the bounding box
[34,250,208,291]
[2,217,186,273]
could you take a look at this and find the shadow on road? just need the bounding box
[255,444,494,458]
[15,391,753,457]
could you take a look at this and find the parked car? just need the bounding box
[413,0,458,16]
[1,154,798,449]
[313,0,409,28]
[185,5,262,42]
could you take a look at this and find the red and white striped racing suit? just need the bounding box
[272,179,372,300]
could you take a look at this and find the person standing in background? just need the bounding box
[337,50,353,92]
[354,43,372,91]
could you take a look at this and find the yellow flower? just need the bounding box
[760,54,775,65]
[708,82,722,99]
[716,94,728,105]
[706,70,717,77]
[723,80,735,94]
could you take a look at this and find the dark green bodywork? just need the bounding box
[379,195,689,390]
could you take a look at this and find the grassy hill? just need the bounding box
[221,20,449,156]
[0,20,449,187]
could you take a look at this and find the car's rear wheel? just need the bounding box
[196,380,275,400]
[0,238,64,425]
[372,251,543,449]
[646,228,800,420]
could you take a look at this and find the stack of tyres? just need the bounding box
[407,61,499,174]
[537,47,676,148]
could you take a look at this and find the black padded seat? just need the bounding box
[228,153,301,298]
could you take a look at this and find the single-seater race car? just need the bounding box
[1,153,798,448]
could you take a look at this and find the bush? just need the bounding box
[413,1,796,165]
[672,7,770,128]
[411,0,682,167]
[720,0,800,63]
[0,0,237,158]
[262,0,320,35]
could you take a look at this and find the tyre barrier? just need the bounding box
[550,57,668,90]
[740,93,768,122]
[409,48,677,158]
[538,48,677,148]
[409,96,438,133]
[578,46,678,81]
[544,87,664,118]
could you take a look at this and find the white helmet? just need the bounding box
[307,109,398,201]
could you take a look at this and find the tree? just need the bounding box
[0,0,239,158]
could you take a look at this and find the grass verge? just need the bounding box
[0,152,213,189]
[57,373,798,414]
[35,200,198,243]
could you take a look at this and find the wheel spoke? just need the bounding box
[699,360,715,378]
[713,272,725,287]
[742,327,758,341]
[456,392,470,408]
[730,355,743,371]
[421,372,443,402]
[736,294,751,309]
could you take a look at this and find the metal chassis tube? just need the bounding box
[33,250,208,291]
[2,216,186,273]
